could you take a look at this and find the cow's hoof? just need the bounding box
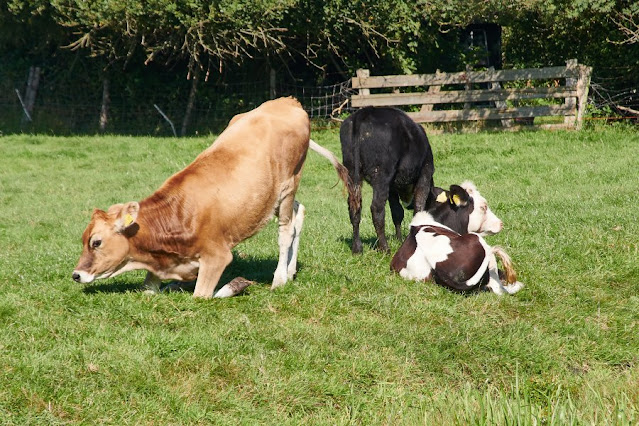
[215,277,254,298]
[162,282,186,293]
[377,246,391,255]
[271,274,287,290]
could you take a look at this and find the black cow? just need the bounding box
[340,107,435,254]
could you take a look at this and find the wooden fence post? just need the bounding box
[575,64,592,130]
[420,70,441,113]
[356,69,370,97]
[564,59,578,127]
[463,64,472,110]
[488,66,513,128]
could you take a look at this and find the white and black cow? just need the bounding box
[340,106,435,254]
[390,184,524,295]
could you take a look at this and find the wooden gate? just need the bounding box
[351,59,592,130]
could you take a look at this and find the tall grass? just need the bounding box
[0,125,637,424]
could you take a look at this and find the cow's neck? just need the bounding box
[127,190,198,267]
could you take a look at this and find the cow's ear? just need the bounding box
[435,189,448,203]
[92,208,109,221]
[448,185,469,207]
[113,201,140,232]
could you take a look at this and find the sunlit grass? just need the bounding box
[0,125,637,424]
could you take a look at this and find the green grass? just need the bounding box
[0,125,638,424]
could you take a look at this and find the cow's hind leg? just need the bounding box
[347,180,363,254]
[370,180,391,254]
[286,201,305,280]
[484,252,509,295]
[272,189,299,290]
[412,164,435,212]
[193,249,233,298]
[388,190,404,240]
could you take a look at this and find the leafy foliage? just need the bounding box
[2,0,637,80]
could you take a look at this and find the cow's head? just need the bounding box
[423,181,502,236]
[72,202,139,284]
[459,181,502,235]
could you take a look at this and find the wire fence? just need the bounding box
[1,67,636,136]
[0,68,356,136]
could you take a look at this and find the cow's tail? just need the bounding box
[492,246,524,294]
[308,139,353,195]
[338,119,362,211]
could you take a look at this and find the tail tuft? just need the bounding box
[504,281,525,294]
[492,246,518,284]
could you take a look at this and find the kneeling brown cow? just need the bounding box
[72,97,348,298]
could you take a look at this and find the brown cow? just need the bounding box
[72,97,349,298]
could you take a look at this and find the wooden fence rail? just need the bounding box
[351,59,592,130]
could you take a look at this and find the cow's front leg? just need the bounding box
[193,249,233,298]
[143,272,162,294]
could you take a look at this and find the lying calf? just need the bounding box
[391,184,524,294]
[428,181,503,236]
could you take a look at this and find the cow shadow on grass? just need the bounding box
[82,255,282,296]
[82,281,141,295]
[338,236,385,252]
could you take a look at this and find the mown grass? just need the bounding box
[0,125,637,425]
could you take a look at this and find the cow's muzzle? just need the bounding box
[72,270,95,283]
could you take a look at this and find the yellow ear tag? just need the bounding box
[436,192,447,203]
[124,214,134,227]
[452,194,461,206]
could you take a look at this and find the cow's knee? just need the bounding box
[193,251,232,298]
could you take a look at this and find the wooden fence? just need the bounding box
[351,59,592,130]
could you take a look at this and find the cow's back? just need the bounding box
[342,107,431,183]
[148,97,310,246]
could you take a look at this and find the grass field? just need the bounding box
[0,125,638,424]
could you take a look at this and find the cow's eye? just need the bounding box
[91,239,102,249]
[481,205,488,212]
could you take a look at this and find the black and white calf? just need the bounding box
[429,181,503,236]
[340,106,435,254]
[390,182,524,295]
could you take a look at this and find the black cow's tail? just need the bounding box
[338,119,362,211]
[308,139,352,193]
